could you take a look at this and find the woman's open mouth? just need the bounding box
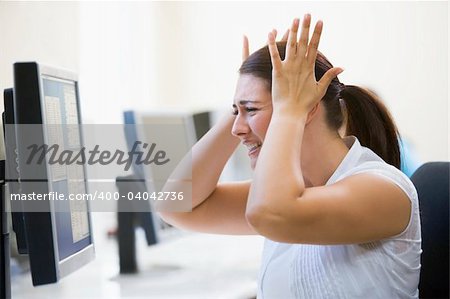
[246,142,262,157]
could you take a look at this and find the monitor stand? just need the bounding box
[115,174,158,274]
[0,160,11,299]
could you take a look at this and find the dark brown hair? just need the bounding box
[239,41,401,169]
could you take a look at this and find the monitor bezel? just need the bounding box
[14,62,94,285]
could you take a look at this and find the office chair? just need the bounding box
[410,162,449,299]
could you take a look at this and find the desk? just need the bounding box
[11,213,264,299]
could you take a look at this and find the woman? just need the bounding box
[160,15,421,298]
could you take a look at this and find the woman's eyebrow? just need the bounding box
[233,100,261,107]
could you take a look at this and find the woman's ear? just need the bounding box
[305,103,320,125]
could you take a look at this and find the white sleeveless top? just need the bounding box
[257,136,421,299]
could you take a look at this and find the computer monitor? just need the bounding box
[123,110,209,241]
[9,62,94,286]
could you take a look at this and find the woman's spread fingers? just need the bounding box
[281,29,290,42]
[242,35,249,62]
[297,14,311,59]
[272,29,278,39]
[307,21,323,65]
[285,18,300,61]
[267,31,282,72]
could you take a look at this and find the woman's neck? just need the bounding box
[302,133,350,187]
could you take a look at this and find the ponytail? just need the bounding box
[339,85,401,169]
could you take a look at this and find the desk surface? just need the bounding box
[11,213,264,299]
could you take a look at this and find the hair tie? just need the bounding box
[337,82,346,98]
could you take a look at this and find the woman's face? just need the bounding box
[231,75,273,169]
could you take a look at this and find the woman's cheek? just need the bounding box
[252,113,272,140]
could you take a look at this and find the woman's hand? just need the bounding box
[268,15,343,116]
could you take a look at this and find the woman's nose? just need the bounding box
[231,114,250,137]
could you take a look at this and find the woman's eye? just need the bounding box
[231,107,258,115]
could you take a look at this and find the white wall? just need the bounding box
[77,1,448,162]
[0,2,80,158]
[0,2,80,89]
[1,1,448,162]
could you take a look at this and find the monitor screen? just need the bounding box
[41,75,91,260]
[11,62,94,285]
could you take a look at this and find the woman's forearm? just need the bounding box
[161,112,240,212]
[247,111,307,215]
[190,113,240,206]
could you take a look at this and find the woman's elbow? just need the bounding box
[158,211,192,229]
[245,208,262,230]
[245,202,307,242]
[157,212,177,227]
[245,205,279,235]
